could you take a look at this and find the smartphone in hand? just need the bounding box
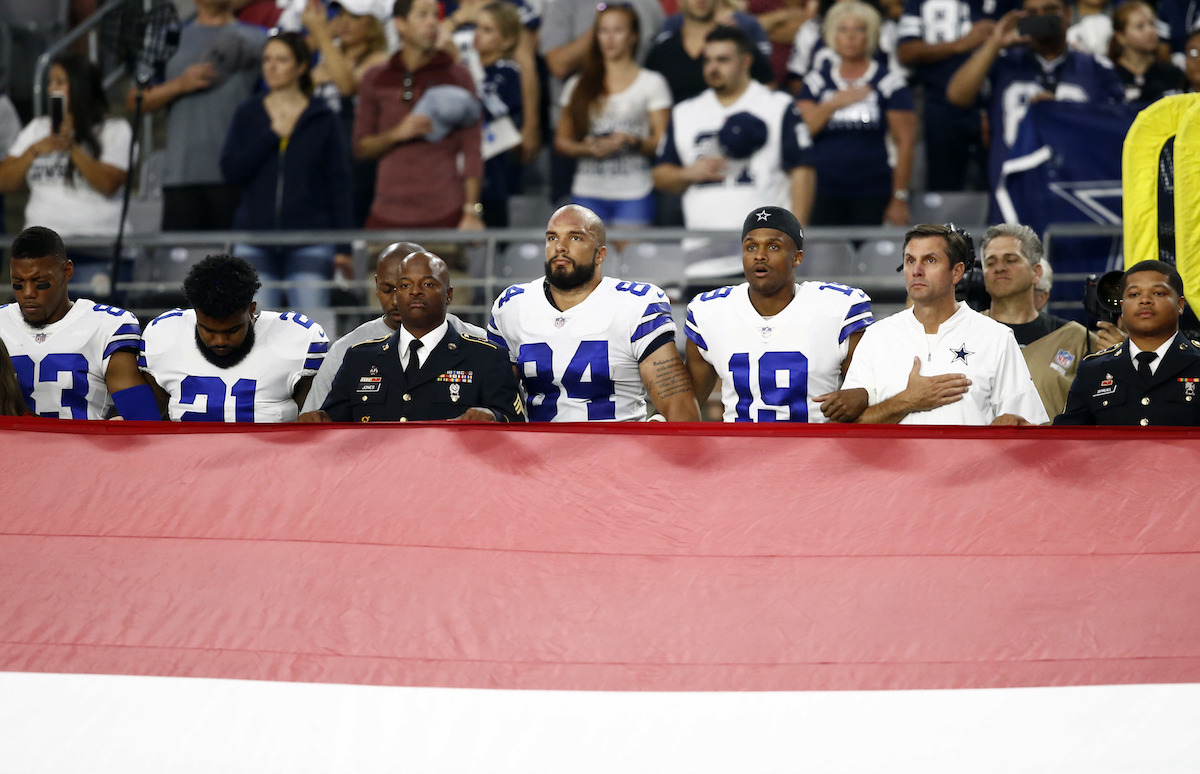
[1017,15,1062,38]
[50,93,65,135]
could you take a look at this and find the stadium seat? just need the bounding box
[796,240,855,280]
[616,241,687,287]
[853,239,903,277]
[909,191,989,229]
[496,242,544,281]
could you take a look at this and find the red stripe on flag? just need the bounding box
[2,418,1199,692]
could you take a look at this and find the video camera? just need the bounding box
[1083,270,1123,326]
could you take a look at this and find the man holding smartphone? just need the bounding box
[945,0,1122,221]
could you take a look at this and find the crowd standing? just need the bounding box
[3,0,1200,426]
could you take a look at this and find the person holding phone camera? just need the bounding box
[0,54,133,293]
[946,0,1122,222]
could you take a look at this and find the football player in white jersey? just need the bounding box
[653,26,815,229]
[685,206,874,422]
[487,204,700,422]
[140,254,330,422]
[1,226,159,419]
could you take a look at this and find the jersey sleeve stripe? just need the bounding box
[102,340,140,359]
[303,357,324,370]
[838,317,873,344]
[631,313,674,343]
[846,301,872,319]
[308,341,330,354]
[684,326,708,351]
[643,302,672,317]
[137,339,147,369]
[113,323,141,337]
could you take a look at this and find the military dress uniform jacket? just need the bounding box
[321,327,525,422]
[1053,335,1200,426]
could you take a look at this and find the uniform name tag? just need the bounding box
[1092,385,1118,398]
[437,370,473,383]
[356,383,381,394]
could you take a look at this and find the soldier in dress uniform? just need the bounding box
[1055,260,1200,426]
[299,251,524,423]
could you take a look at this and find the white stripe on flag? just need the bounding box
[2,673,1199,773]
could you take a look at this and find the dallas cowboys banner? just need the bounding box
[1,418,1198,771]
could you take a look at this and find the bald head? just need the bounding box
[377,241,427,273]
[400,251,451,285]
[549,204,606,248]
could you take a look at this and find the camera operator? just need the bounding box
[1055,260,1200,426]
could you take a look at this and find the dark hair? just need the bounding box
[705,25,756,58]
[10,225,67,262]
[266,31,314,96]
[0,338,30,417]
[566,4,640,142]
[1121,259,1185,296]
[393,0,415,18]
[48,53,109,187]
[903,223,973,269]
[183,254,262,318]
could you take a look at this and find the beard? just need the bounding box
[545,253,599,291]
[195,324,255,369]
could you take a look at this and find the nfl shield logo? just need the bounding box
[34,333,46,343]
[760,327,772,340]
[555,317,566,328]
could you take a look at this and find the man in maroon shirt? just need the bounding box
[354,0,485,229]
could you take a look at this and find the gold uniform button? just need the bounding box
[360,416,370,423]
[1188,396,1194,402]
[1140,418,1150,426]
[403,393,412,402]
[399,417,408,422]
[360,395,368,402]
[1101,400,1108,407]
[1141,397,1151,406]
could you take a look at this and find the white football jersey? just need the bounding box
[686,282,873,422]
[0,299,142,419]
[658,80,811,230]
[140,309,329,422]
[488,277,676,422]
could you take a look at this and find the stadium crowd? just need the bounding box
[2,0,1199,425]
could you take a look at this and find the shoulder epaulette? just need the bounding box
[350,334,391,349]
[1083,343,1122,361]
[459,332,498,349]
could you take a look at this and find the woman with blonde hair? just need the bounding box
[797,0,914,226]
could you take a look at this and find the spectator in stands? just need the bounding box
[354,0,485,230]
[1066,0,1111,57]
[220,31,353,332]
[747,0,818,84]
[303,0,391,228]
[300,240,486,413]
[896,0,994,191]
[556,4,672,229]
[1156,0,1200,65]
[1110,1,1187,104]
[946,0,1122,222]
[979,223,1104,418]
[541,0,664,81]
[1055,260,1200,426]
[798,0,914,226]
[654,27,815,232]
[441,0,542,163]
[0,93,22,235]
[0,338,30,416]
[472,1,526,228]
[133,0,266,232]
[645,0,777,103]
[1187,31,1200,92]
[843,223,1048,425]
[0,54,133,293]
[786,0,903,92]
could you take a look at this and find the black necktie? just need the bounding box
[405,339,423,381]
[1136,351,1156,381]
